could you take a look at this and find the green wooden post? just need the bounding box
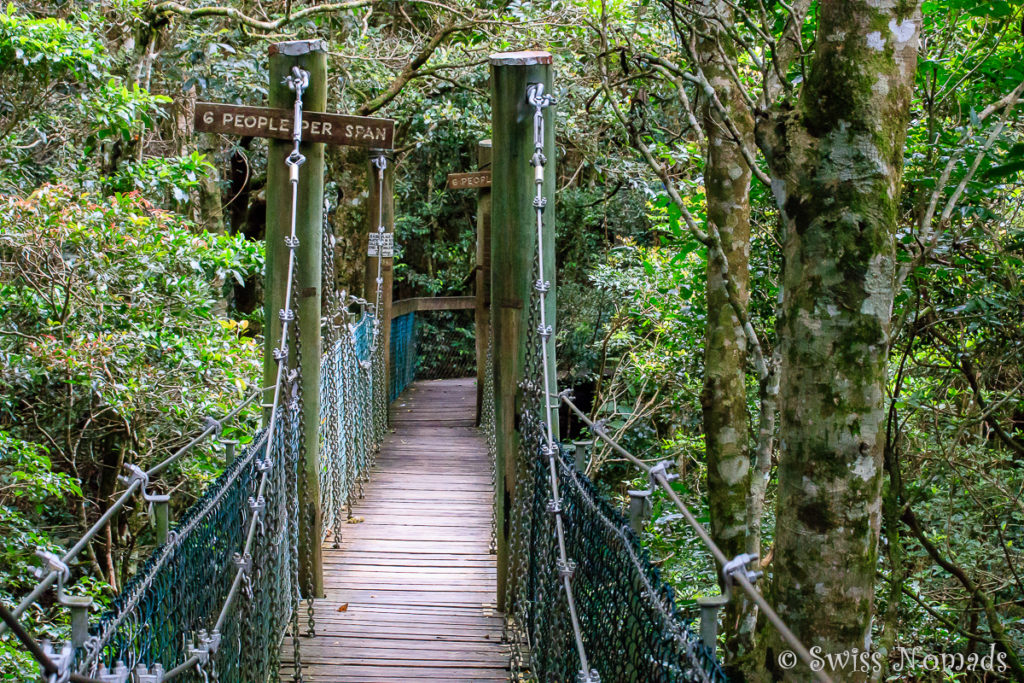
[475,139,492,426]
[490,51,556,611]
[265,39,325,599]
[363,150,395,406]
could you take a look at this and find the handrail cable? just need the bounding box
[0,603,106,683]
[559,393,833,683]
[0,385,266,639]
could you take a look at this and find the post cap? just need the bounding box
[269,40,327,56]
[696,594,730,608]
[479,139,492,148]
[489,51,553,66]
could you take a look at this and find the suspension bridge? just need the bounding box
[1,44,828,683]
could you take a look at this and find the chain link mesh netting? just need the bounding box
[496,255,728,683]
[389,308,476,402]
[80,413,296,681]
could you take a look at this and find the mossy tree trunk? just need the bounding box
[756,2,922,679]
[695,0,754,669]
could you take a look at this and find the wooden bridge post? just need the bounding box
[474,139,492,426]
[363,150,395,411]
[490,51,556,611]
[265,40,325,599]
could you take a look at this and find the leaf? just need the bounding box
[336,603,348,612]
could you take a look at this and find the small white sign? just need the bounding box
[367,232,394,257]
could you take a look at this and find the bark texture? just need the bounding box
[695,0,753,667]
[757,1,921,679]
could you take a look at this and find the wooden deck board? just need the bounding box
[281,378,509,681]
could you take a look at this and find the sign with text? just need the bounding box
[195,102,395,149]
[367,232,394,258]
[446,171,492,190]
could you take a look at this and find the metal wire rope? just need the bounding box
[559,394,833,683]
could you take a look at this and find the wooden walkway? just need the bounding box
[282,378,509,681]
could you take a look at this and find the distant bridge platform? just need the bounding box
[282,378,509,681]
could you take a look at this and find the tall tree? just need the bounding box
[757,1,922,678]
[694,0,754,667]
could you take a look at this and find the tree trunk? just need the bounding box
[695,0,754,669]
[757,2,921,679]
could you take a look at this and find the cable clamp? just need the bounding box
[577,669,601,683]
[34,548,71,587]
[273,345,289,361]
[649,459,679,488]
[285,150,306,168]
[557,558,577,581]
[203,416,222,436]
[533,195,548,210]
[249,495,266,536]
[97,661,130,683]
[546,498,562,516]
[558,388,575,401]
[279,308,295,322]
[373,153,388,174]
[723,553,762,597]
[257,456,274,473]
[39,640,72,683]
[540,443,557,458]
[284,236,300,249]
[534,279,551,293]
[134,663,166,683]
[537,323,553,341]
[530,151,547,168]
[188,629,222,666]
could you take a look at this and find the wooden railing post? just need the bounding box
[475,139,492,426]
[490,51,555,611]
[363,150,395,407]
[265,39,325,599]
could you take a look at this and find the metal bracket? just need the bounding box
[97,661,130,683]
[188,629,222,665]
[648,459,679,489]
[577,669,600,683]
[723,553,762,599]
[134,663,166,683]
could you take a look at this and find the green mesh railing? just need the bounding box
[76,312,388,681]
[389,308,476,402]
[489,258,727,683]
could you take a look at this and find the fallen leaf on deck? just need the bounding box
[347,516,364,524]
[336,603,348,612]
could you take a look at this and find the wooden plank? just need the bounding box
[390,296,476,319]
